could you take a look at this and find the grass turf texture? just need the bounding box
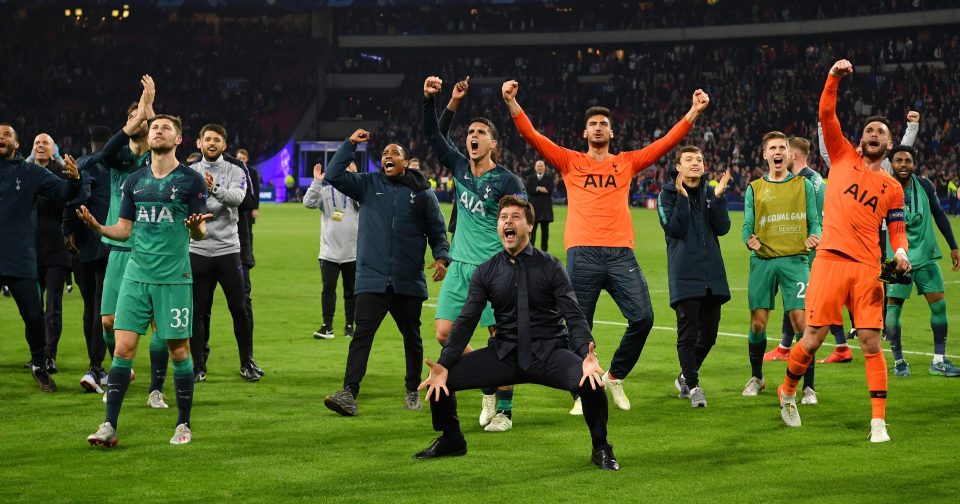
[2,203,959,503]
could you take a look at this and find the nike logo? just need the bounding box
[134,189,144,194]
[628,267,637,273]
[376,192,384,195]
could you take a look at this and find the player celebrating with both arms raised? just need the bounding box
[502,79,709,412]
[423,75,527,432]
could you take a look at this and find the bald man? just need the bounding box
[31,133,75,373]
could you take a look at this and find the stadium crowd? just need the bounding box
[0,8,318,163]
[337,0,956,35]
[328,28,960,206]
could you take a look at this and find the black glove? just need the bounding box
[878,258,911,285]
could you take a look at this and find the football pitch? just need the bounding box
[2,203,958,503]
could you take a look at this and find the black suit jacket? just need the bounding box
[524,172,554,222]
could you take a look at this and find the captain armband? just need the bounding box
[886,208,904,223]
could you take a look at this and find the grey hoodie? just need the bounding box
[189,155,247,257]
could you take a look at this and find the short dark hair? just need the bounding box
[199,123,227,141]
[863,115,892,133]
[0,123,18,141]
[90,126,112,144]
[498,194,534,225]
[468,117,500,162]
[236,148,249,158]
[127,102,138,115]
[675,145,703,162]
[409,157,420,164]
[889,144,916,162]
[584,106,612,124]
[383,143,408,159]
[788,137,811,157]
[148,114,183,135]
[762,131,787,148]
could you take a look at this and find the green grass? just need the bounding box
[2,203,959,503]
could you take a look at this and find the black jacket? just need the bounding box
[232,155,260,268]
[325,139,451,299]
[0,154,80,279]
[438,244,593,369]
[524,172,555,222]
[656,181,731,307]
[63,153,111,264]
[35,161,73,268]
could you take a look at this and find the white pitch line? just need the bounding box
[424,302,959,359]
[596,321,958,359]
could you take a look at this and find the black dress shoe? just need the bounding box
[591,444,620,471]
[413,436,467,459]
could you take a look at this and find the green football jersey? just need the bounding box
[450,163,526,265]
[103,146,150,247]
[118,164,208,284]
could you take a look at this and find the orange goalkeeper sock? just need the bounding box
[864,351,887,419]
[783,344,813,396]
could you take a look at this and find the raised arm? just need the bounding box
[623,89,707,174]
[503,80,573,174]
[302,163,325,210]
[437,76,468,151]
[920,177,959,251]
[324,130,369,202]
[819,60,858,170]
[816,121,831,169]
[901,111,920,147]
[423,76,467,171]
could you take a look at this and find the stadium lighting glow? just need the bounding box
[112,9,119,17]
[123,11,130,18]
[64,9,70,16]
[74,8,83,16]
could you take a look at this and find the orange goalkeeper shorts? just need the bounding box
[805,250,884,329]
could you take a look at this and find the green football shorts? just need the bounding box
[886,263,944,300]
[100,248,133,316]
[435,260,496,327]
[114,279,193,340]
[748,254,809,312]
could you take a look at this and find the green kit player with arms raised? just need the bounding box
[423,76,527,432]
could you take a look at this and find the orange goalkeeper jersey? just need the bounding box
[818,74,907,266]
[512,111,691,250]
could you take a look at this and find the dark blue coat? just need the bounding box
[657,181,731,307]
[1,155,80,280]
[325,139,450,299]
[63,153,111,264]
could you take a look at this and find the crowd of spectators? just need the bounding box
[324,27,960,209]
[336,0,956,36]
[1,7,319,162]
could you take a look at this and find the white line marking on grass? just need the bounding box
[426,301,957,359]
